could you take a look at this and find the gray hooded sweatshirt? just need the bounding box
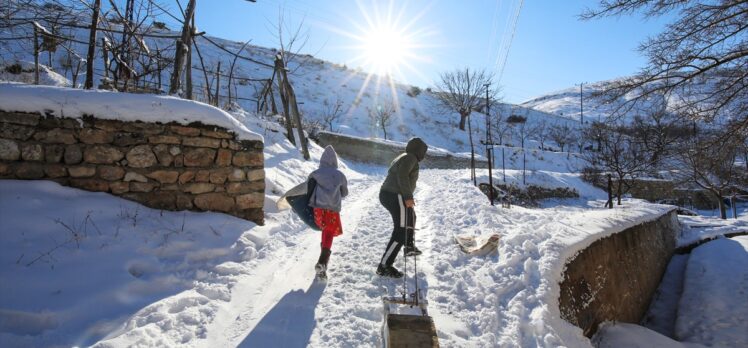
[308,145,348,212]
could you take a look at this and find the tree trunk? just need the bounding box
[617,179,623,205]
[467,112,476,185]
[214,61,221,107]
[713,190,727,219]
[33,26,39,85]
[185,14,195,99]
[277,57,309,160]
[169,0,196,95]
[459,112,468,131]
[84,0,101,89]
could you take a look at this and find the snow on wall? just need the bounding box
[558,209,678,337]
[0,83,262,142]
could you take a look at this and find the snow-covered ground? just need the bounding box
[0,107,700,348]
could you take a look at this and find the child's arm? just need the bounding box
[340,173,349,198]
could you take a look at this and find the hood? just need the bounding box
[319,145,339,168]
[405,137,428,161]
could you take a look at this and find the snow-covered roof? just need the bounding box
[0,83,262,141]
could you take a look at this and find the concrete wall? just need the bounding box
[558,209,678,337]
[0,111,265,224]
[317,131,488,169]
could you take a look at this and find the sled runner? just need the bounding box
[276,179,320,231]
[454,233,500,256]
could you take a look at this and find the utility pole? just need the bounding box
[485,83,494,206]
[579,82,584,125]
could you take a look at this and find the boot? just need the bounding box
[315,248,331,280]
[405,244,422,256]
[376,264,404,278]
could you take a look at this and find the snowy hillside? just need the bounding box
[521,75,733,126]
[0,16,578,157]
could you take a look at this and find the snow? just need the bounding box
[0,83,262,141]
[593,322,707,348]
[675,235,748,347]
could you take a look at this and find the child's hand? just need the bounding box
[405,199,415,208]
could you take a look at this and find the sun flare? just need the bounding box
[361,26,410,76]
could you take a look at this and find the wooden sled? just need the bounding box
[454,233,500,256]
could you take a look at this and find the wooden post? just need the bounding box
[84,0,101,89]
[169,0,196,95]
[214,61,221,107]
[274,58,295,144]
[277,55,309,159]
[33,26,39,85]
[185,13,195,100]
[606,174,613,209]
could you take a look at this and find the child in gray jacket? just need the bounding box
[308,145,348,280]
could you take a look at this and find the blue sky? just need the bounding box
[194,0,673,104]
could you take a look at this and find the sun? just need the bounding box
[361,26,410,76]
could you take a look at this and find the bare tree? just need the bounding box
[369,99,396,140]
[532,118,549,150]
[84,0,101,89]
[434,68,496,131]
[507,114,531,184]
[674,130,746,219]
[581,1,748,132]
[583,122,651,205]
[321,96,344,132]
[549,124,574,153]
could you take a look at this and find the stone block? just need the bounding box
[195,170,210,182]
[130,182,156,193]
[124,171,148,183]
[0,162,8,176]
[44,164,67,178]
[99,166,125,181]
[93,119,123,131]
[84,145,124,164]
[201,128,233,139]
[209,168,232,184]
[227,181,264,194]
[0,123,35,140]
[183,148,216,167]
[0,139,20,161]
[64,145,83,164]
[147,170,179,184]
[44,145,64,163]
[123,122,164,135]
[143,192,176,210]
[0,112,40,126]
[149,135,181,144]
[233,152,263,167]
[178,171,195,184]
[20,144,44,161]
[176,194,194,210]
[126,145,157,168]
[169,146,181,156]
[228,168,246,182]
[68,166,96,178]
[109,181,129,194]
[16,162,44,179]
[240,208,264,225]
[70,178,110,192]
[79,128,113,144]
[236,193,264,209]
[168,125,200,136]
[247,169,265,182]
[182,137,221,149]
[194,193,234,212]
[39,129,76,144]
[113,132,146,146]
[183,183,215,194]
[216,149,232,166]
[153,144,174,166]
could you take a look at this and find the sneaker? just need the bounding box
[405,245,422,256]
[376,264,403,278]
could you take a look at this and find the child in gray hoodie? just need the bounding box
[308,145,348,280]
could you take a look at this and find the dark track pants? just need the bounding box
[379,190,416,267]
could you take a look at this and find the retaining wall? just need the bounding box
[558,209,679,337]
[0,111,265,224]
[317,131,488,169]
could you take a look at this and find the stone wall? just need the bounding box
[317,131,488,169]
[558,209,678,337]
[0,111,265,224]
